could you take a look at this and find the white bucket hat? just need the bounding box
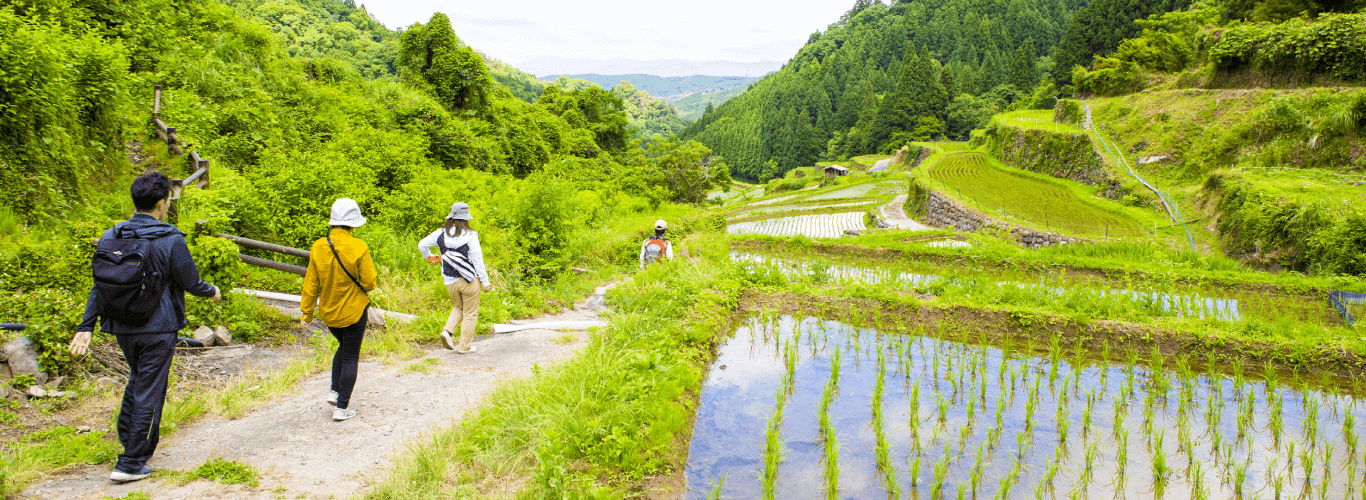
[655,219,667,230]
[328,198,367,227]
[447,202,472,221]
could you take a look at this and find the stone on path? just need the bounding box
[213,326,233,346]
[193,325,217,347]
[2,336,46,385]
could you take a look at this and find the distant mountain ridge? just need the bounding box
[517,57,782,78]
[538,74,762,102]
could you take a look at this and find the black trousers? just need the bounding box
[329,309,367,409]
[115,332,176,472]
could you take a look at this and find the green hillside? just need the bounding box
[538,74,760,100]
[672,85,750,121]
[679,0,1122,181]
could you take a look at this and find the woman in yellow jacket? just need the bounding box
[301,198,377,421]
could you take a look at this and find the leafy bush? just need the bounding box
[765,176,812,194]
[1072,57,1145,97]
[1208,171,1366,275]
[1206,13,1366,83]
[1053,99,1085,125]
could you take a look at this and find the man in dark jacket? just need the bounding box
[68,172,220,483]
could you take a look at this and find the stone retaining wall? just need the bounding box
[918,190,1084,248]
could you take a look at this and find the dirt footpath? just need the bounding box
[878,193,931,231]
[22,291,608,500]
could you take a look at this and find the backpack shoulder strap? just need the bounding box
[326,236,367,295]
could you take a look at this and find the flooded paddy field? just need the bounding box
[685,314,1366,499]
[731,251,1341,326]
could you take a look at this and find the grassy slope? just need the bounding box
[922,150,1158,238]
[1085,88,1366,256]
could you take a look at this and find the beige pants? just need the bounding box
[443,279,481,350]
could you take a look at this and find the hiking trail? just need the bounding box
[21,286,613,500]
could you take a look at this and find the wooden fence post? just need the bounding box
[153,85,162,116]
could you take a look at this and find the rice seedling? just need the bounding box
[970,444,987,498]
[1264,360,1279,388]
[831,347,843,391]
[1345,411,1357,458]
[1016,430,1030,459]
[1082,391,1096,438]
[932,449,951,500]
[1057,409,1072,446]
[1321,442,1334,487]
[1112,397,1126,438]
[995,467,1019,500]
[760,396,785,499]
[1150,430,1170,484]
[1270,392,1285,445]
[1189,462,1208,500]
[1041,456,1061,493]
[910,451,922,487]
[1298,446,1315,493]
[871,349,897,499]
[706,475,727,500]
[1303,397,1319,444]
[937,393,950,426]
[1231,459,1249,497]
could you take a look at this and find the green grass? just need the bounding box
[0,426,120,496]
[926,151,1152,237]
[365,234,741,498]
[995,110,1084,134]
[402,357,442,374]
[156,457,261,487]
[1237,167,1366,205]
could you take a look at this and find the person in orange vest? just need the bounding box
[639,219,674,268]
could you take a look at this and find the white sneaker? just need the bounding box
[333,408,358,421]
[327,391,338,406]
[440,331,457,350]
[110,466,152,482]
[457,345,478,354]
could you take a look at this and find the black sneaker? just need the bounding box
[110,466,152,483]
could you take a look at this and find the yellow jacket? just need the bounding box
[302,228,377,328]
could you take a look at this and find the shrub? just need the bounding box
[1053,99,1085,126]
[1072,57,1145,97]
[1205,13,1366,83]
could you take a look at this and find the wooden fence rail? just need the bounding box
[197,222,310,276]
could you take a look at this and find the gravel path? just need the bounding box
[877,194,931,231]
[22,289,609,500]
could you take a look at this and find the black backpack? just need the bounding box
[92,226,166,326]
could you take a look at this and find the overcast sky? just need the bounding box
[361,0,854,76]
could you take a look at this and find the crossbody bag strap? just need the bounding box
[326,236,368,296]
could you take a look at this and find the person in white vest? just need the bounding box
[417,202,491,353]
[639,219,674,268]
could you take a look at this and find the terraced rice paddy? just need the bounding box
[730,252,1340,325]
[928,152,1147,237]
[805,180,905,201]
[727,213,866,239]
[686,314,1366,499]
[996,109,1085,134]
[728,200,875,219]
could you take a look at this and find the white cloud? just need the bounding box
[360,0,852,76]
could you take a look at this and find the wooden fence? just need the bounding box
[153,85,211,203]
